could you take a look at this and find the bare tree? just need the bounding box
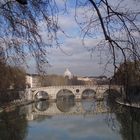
[0,0,140,76]
[73,0,140,97]
[75,0,140,66]
[0,0,59,72]
[16,0,27,5]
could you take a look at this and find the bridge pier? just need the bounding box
[25,88,33,101]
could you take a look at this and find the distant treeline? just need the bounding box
[0,60,26,104]
[112,61,140,86]
[39,75,86,86]
[0,90,20,104]
[112,61,140,102]
[0,61,26,90]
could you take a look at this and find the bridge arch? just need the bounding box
[27,85,122,101]
[34,91,49,100]
[81,89,96,99]
[56,89,75,101]
[104,89,121,96]
[103,89,122,101]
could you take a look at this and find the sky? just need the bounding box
[27,0,140,77]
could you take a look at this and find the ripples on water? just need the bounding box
[0,99,140,140]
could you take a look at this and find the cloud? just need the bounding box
[45,36,112,76]
[58,15,78,31]
[37,15,113,76]
[27,0,140,76]
[108,0,140,11]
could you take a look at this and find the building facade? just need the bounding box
[26,74,41,88]
[64,68,73,79]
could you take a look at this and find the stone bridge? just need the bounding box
[25,85,123,101]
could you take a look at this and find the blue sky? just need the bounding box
[35,0,110,76]
[27,0,140,77]
[0,0,139,77]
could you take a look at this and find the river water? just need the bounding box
[0,99,140,140]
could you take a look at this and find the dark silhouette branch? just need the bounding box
[88,0,109,40]
[16,0,27,5]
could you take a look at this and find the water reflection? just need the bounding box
[0,108,27,140]
[56,100,75,112]
[32,99,107,115]
[0,95,140,140]
[35,101,49,111]
[114,106,140,140]
[81,100,96,112]
[107,97,140,140]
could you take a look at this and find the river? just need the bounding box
[0,99,140,140]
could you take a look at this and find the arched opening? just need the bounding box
[103,89,121,108]
[35,91,49,101]
[104,89,121,100]
[35,101,49,111]
[82,89,96,99]
[56,89,75,102]
[56,89,75,112]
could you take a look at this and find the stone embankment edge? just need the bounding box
[0,100,34,113]
[116,99,140,109]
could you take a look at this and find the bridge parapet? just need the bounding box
[31,85,112,90]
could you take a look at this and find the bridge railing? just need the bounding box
[30,85,116,90]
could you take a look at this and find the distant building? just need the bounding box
[77,77,92,82]
[77,75,108,85]
[26,74,41,88]
[88,76,108,85]
[77,76,97,85]
[64,68,73,79]
[88,76,107,81]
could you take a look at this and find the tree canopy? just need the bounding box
[0,60,26,90]
[113,61,140,86]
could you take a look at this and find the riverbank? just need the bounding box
[0,100,34,113]
[116,98,140,109]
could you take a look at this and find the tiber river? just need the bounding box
[0,97,140,140]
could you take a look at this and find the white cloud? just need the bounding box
[27,0,140,76]
[58,15,78,31]
[45,35,113,76]
[36,14,114,76]
[108,0,140,11]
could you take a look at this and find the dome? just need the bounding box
[64,68,73,79]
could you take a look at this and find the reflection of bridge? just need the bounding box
[26,100,109,121]
[25,85,122,101]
